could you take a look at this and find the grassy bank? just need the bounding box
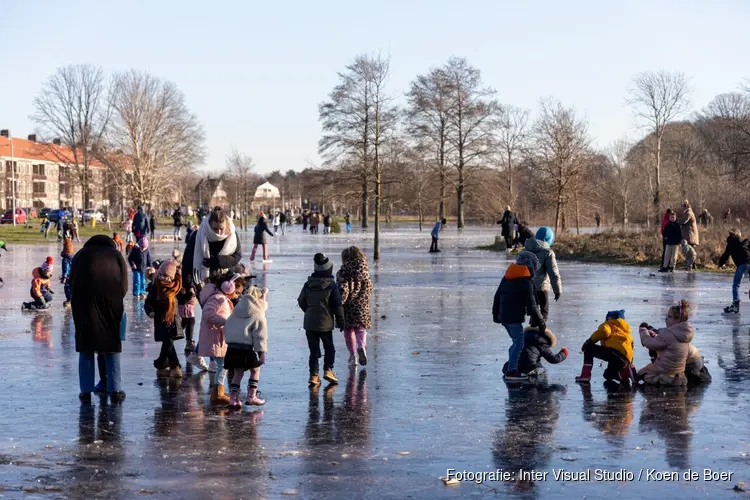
[482,225,748,273]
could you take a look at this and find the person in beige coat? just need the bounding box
[678,201,699,270]
[637,300,694,386]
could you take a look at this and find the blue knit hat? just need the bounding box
[536,226,555,246]
[516,251,540,271]
[606,310,626,321]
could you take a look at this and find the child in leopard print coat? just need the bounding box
[337,246,373,367]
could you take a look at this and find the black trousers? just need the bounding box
[583,344,627,379]
[306,330,335,374]
[430,236,439,252]
[155,339,181,369]
[529,290,549,327]
[181,317,195,345]
[504,234,513,249]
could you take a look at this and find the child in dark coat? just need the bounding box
[298,253,345,386]
[660,212,683,272]
[61,237,74,306]
[127,237,151,298]
[502,327,568,377]
[144,260,183,378]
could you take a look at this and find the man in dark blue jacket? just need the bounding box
[132,206,149,240]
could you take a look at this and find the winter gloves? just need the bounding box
[560,348,568,359]
[554,292,561,301]
[581,338,593,353]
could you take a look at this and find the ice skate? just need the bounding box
[723,301,740,314]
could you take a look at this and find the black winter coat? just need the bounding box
[492,264,544,327]
[149,215,156,232]
[514,224,535,246]
[144,286,178,342]
[499,210,518,236]
[127,247,152,273]
[298,271,345,332]
[71,235,128,353]
[662,221,683,246]
[132,211,149,237]
[181,230,243,291]
[253,217,274,245]
[173,210,183,227]
[518,328,567,372]
[718,235,750,268]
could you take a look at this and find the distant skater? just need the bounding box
[429,218,447,253]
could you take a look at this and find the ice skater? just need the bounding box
[345,212,351,234]
[299,253,345,386]
[429,218,447,253]
[225,285,269,408]
[575,310,636,385]
[61,236,74,307]
[492,251,547,381]
[718,228,750,314]
[250,213,274,263]
[23,257,55,310]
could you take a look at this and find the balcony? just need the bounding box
[32,174,47,181]
[33,191,47,198]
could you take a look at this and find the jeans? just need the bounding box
[346,223,351,233]
[213,357,226,386]
[306,330,335,374]
[281,222,286,235]
[79,352,122,393]
[125,231,133,244]
[29,291,53,308]
[733,264,749,302]
[173,226,182,240]
[430,236,439,252]
[663,244,678,269]
[132,271,145,296]
[61,256,72,279]
[503,323,524,372]
[155,339,181,369]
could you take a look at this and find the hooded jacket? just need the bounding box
[517,327,567,372]
[514,224,535,247]
[127,245,152,273]
[197,283,233,358]
[524,238,562,295]
[71,235,129,353]
[253,216,274,245]
[499,210,518,236]
[30,267,52,299]
[172,209,183,227]
[588,318,634,363]
[132,209,149,237]
[718,234,750,268]
[638,322,694,376]
[662,221,683,246]
[225,292,269,352]
[492,263,544,326]
[298,271,345,332]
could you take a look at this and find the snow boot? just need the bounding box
[724,301,740,314]
[228,385,242,410]
[211,385,231,406]
[575,364,593,383]
[308,373,321,386]
[658,267,668,273]
[618,364,638,385]
[169,366,183,379]
[245,386,265,406]
[323,369,339,385]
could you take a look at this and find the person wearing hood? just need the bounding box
[660,211,682,273]
[250,213,274,262]
[524,227,562,325]
[492,251,547,381]
[677,200,699,271]
[575,310,636,384]
[498,206,519,250]
[718,228,750,314]
[132,206,150,240]
[23,257,55,310]
[512,223,535,249]
[298,253,345,386]
[182,207,242,292]
[71,235,129,402]
[127,237,152,298]
[501,326,568,377]
[637,300,694,386]
[225,286,269,409]
[144,260,183,379]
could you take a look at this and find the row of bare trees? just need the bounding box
[32,64,205,210]
[313,52,750,259]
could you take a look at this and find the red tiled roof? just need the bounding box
[0,136,105,167]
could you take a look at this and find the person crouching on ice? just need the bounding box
[23,257,55,310]
[492,251,547,381]
[502,326,568,377]
[636,300,694,387]
[575,310,636,385]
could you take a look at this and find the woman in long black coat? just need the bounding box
[251,214,274,262]
[71,235,129,402]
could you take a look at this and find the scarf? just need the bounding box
[192,216,237,284]
[157,273,182,326]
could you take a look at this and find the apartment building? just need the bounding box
[0,131,109,211]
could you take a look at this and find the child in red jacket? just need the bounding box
[23,257,55,310]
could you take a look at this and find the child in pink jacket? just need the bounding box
[198,273,239,406]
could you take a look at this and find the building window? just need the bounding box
[33,164,46,176]
[33,182,46,195]
[5,161,17,174]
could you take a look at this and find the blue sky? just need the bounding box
[2,0,748,174]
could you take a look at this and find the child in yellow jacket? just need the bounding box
[575,310,637,384]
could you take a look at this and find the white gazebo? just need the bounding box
[251,182,281,211]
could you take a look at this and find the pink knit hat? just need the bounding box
[157,259,178,281]
[138,237,149,251]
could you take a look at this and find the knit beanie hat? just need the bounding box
[41,256,53,276]
[536,226,555,246]
[606,310,626,321]
[314,253,333,272]
[171,248,183,263]
[157,259,178,281]
[516,251,540,271]
[138,237,149,251]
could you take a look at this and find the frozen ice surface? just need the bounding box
[1,226,750,498]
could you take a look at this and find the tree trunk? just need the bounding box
[554,190,563,235]
[374,174,381,261]
[575,191,580,236]
[361,180,368,229]
[418,193,423,231]
[456,168,465,229]
[438,170,446,220]
[654,133,662,226]
[507,151,513,205]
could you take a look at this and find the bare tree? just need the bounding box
[102,70,205,207]
[32,64,110,210]
[495,105,530,205]
[627,71,691,222]
[443,57,498,229]
[405,66,454,219]
[225,148,256,230]
[606,138,635,227]
[697,92,750,181]
[532,99,592,234]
